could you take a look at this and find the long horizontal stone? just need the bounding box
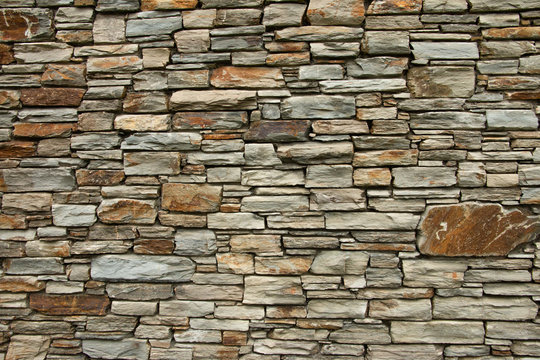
[0,8,53,42]
[326,212,420,230]
[320,78,407,93]
[308,299,367,318]
[0,168,75,192]
[403,259,467,288]
[410,112,485,130]
[275,26,364,41]
[126,16,182,37]
[242,169,305,186]
[91,255,195,282]
[411,42,479,59]
[393,167,457,188]
[241,196,309,212]
[367,345,443,360]
[170,90,257,110]
[244,276,305,305]
[486,321,540,340]
[470,0,540,12]
[433,296,537,320]
[310,250,369,275]
[277,142,353,164]
[82,339,149,360]
[173,111,247,130]
[207,213,265,230]
[29,294,109,315]
[254,339,318,356]
[486,109,538,130]
[281,95,355,119]
[330,324,391,344]
[121,132,202,151]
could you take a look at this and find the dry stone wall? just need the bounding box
[0,0,539,359]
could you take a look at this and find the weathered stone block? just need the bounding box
[282,96,355,119]
[29,294,109,315]
[0,9,53,42]
[52,204,97,227]
[0,168,75,192]
[408,66,475,98]
[277,142,353,164]
[162,183,221,213]
[82,339,149,360]
[307,0,364,25]
[326,212,420,230]
[124,152,180,176]
[211,66,285,88]
[391,321,485,344]
[97,199,157,224]
[174,229,217,256]
[311,250,369,275]
[393,167,457,187]
[308,299,367,318]
[244,276,305,305]
[433,296,537,320]
[170,90,257,110]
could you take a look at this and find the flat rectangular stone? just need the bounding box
[124,152,180,175]
[486,109,538,130]
[0,168,75,192]
[320,79,407,93]
[393,167,456,188]
[244,276,305,305]
[403,259,467,288]
[175,284,243,301]
[347,57,408,77]
[121,132,201,151]
[330,324,391,344]
[173,111,247,130]
[126,16,182,37]
[282,95,355,119]
[307,299,367,318]
[83,339,149,360]
[107,283,173,300]
[486,321,540,340]
[168,70,209,88]
[277,142,353,164]
[412,42,478,59]
[242,169,304,186]
[275,26,363,41]
[391,321,484,344]
[408,66,475,98]
[241,196,308,212]
[470,0,540,12]
[326,212,420,230]
[207,213,265,230]
[5,257,63,275]
[433,296,537,320]
[367,345,443,360]
[29,294,109,315]
[411,112,485,130]
[170,90,257,110]
[14,42,72,63]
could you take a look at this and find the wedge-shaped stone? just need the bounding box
[410,112,485,129]
[244,120,310,142]
[162,183,221,213]
[170,90,257,110]
[408,66,475,98]
[308,299,367,318]
[347,57,408,77]
[92,255,194,282]
[311,250,369,275]
[370,299,432,320]
[0,168,75,192]
[412,42,479,59]
[277,142,353,164]
[367,345,443,360]
[0,8,53,42]
[320,79,407,93]
[402,259,467,288]
[433,296,537,320]
[83,339,149,360]
[211,66,285,88]
[326,212,420,230]
[353,149,417,167]
[330,324,391,344]
[244,276,305,305]
[97,199,157,224]
[391,321,484,344]
[121,132,202,150]
[393,167,456,188]
[241,196,308,212]
[29,294,109,315]
[307,0,364,25]
[173,111,247,130]
[282,96,355,119]
[242,169,304,186]
[418,202,538,257]
[208,213,265,230]
[486,109,538,130]
[275,26,364,41]
[174,229,217,256]
[114,114,169,131]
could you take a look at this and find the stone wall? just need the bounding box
[0,0,539,359]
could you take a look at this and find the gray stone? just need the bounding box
[282,96,355,119]
[211,35,262,51]
[263,3,306,27]
[175,30,210,53]
[403,259,467,288]
[486,110,538,130]
[326,212,420,230]
[519,165,540,186]
[5,257,63,275]
[330,324,391,344]
[174,229,217,256]
[241,196,309,212]
[433,296,537,320]
[408,66,475,98]
[443,345,490,357]
[215,305,264,319]
[306,165,353,188]
[512,341,540,356]
[423,0,468,13]
[0,168,75,192]
[480,41,536,59]
[277,142,353,164]
[320,78,407,93]
[245,144,282,166]
[170,90,257,110]
[0,74,40,87]
[175,284,243,301]
[71,133,121,150]
[168,70,209,89]
[254,339,318,356]
[14,42,72,63]
[52,205,97,227]
[311,42,360,58]
[93,14,125,43]
[311,250,369,275]
[124,152,180,175]
[458,162,486,187]
[307,299,367,318]
[160,300,214,317]
[391,321,485,344]
[368,345,443,360]
[477,60,519,74]
[470,0,540,12]
[486,321,540,340]
[82,339,149,360]
[126,16,182,37]
[133,71,167,91]
[393,167,456,187]
[121,132,201,151]
[190,318,249,331]
[370,299,432,320]
[362,31,410,55]
[410,112,485,130]
[207,213,265,230]
[242,170,305,186]
[55,7,94,23]
[310,188,366,211]
[106,283,173,300]
[244,276,305,305]
[519,55,540,74]
[207,167,241,183]
[275,26,364,42]
[299,65,343,80]
[348,57,408,77]
[465,269,531,282]
[91,255,195,282]
[97,0,139,11]
[188,152,244,165]
[412,42,479,59]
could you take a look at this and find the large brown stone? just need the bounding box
[0,276,45,292]
[0,9,53,42]
[211,66,285,88]
[162,183,221,213]
[13,123,76,138]
[29,294,110,315]
[0,141,35,158]
[307,0,365,25]
[76,170,125,186]
[418,202,539,257]
[20,88,85,107]
[0,44,14,64]
[244,121,311,142]
[97,199,157,224]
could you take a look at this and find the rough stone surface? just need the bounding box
[162,183,221,212]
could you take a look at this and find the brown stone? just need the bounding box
[41,64,86,87]
[266,52,311,66]
[0,276,45,292]
[353,149,418,167]
[266,306,307,318]
[78,112,114,131]
[13,123,76,138]
[211,66,285,88]
[123,93,167,114]
[488,76,540,91]
[0,141,35,158]
[173,112,248,130]
[0,44,14,64]
[506,91,540,100]
[353,168,392,187]
[418,202,539,257]
[56,30,93,45]
[0,9,53,42]
[6,335,50,360]
[141,0,198,10]
[483,27,540,40]
[20,88,85,107]
[76,170,125,186]
[0,90,19,109]
[134,239,174,254]
[223,331,248,346]
[265,42,309,53]
[97,199,157,224]
[0,214,26,229]
[162,183,222,213]
[29,294,110,315]
[244,120,311,142]
[217,253,254,274]
[307,0,365,25]
[255,256,313,275]
[368,0,422,14]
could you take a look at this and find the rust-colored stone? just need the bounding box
[13,123,75,138]
[418,202,539,257]
[97,199,157,224]
[244,120,311,142]
[506,91,540,100]
[211,66,285,88]
[134,239,174,254]
[266,306,307,318]
[353,168,392,187]
[203,134,242,140]
[0,276,45,292]
[141,0,198,10]
[483,27,540,40]
[76,170,125,186]
[0,141,35,158]
[255,256,313,275]
[353,149,418,167]
[162,183,222,213]
[20,88,85,107]
[223,331,247,346]
[368,0,422,14]
[41,64,86,87]
[307,0,365,25]
[265,41,309,53]
[0,44,14,64]
[0,214,26,229]
[0,90,20,109]
[266,52,311,66]
[29,294,110,315]
[0,9,52,42]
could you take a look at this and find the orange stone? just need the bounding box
[0,90,20,109]
[353,168,392,187]
[0,214,26,229]
[162,183,222,213]
[265,41,309,53]
[211,66,285,88]
[0,44,14,64]
[0,9,53,42]
[20,88,85,107]
[506,91,540,100]
[13,123,75,138]
[41,64,86,87]
[134,239,174,254]
[222,331,247,346]
[0,141,36,158]
[483,27,540,40]
[367,0,422,14]
[0,276,45,292]
[76,170,125,186]
[141,0,198,10]
[418,202,539,257]
[307,0,365,26]
[56,30,93,44]
[29,294,110,315]
[266,52,311,66]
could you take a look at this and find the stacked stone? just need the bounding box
[0,0,539,359]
